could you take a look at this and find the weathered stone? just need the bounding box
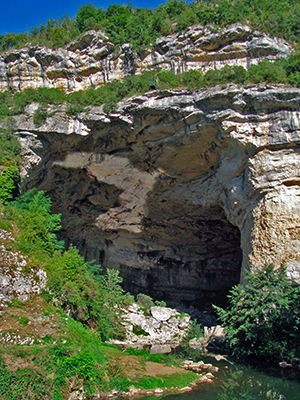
[150,344,172,354]
[0,229,47,307]
[127,303,141,313]
[150,306,176,321]
[0,25,290,93]
[182,360,219,374]
[115,304,190,347]
[178,316,191,329]
[204,325,225,338]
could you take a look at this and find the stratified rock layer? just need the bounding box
[10,84,300,308]
[0,24,290,92]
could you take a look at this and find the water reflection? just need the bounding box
[164,362,300,400]
[218,367,290,400]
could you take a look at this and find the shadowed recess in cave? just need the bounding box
[116,213,242,310]
[22,147,243,313]
[45,164,243,311]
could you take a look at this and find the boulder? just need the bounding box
[150,306,176,321]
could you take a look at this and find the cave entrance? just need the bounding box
[116,208,242,317]
[40,162,242,318]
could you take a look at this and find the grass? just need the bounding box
[134,372,198,390]
[0,294,200,398]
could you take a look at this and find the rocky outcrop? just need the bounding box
[112,303,190,352]
[0,24,290,92]
[8,84,300,309]
[0,229,47,307]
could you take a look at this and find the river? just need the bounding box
[164,357,300,400]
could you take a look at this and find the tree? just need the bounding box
[214,265,300,361]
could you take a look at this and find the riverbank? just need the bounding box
[0,295,221,400]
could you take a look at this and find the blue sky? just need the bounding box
[0,1,166,35]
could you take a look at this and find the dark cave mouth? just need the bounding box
[116,216,243,314]
[62,199,243,317]
[42,164,243,316]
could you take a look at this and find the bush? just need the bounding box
[0,163,19,203]
[0,356,53,400]
[8,189,63,255]
[136,293,155,309]
[214,265,300,362]
[47,245,102,323]
[33,106,47,127]
[0,124,20,165]
[66,104,85,116]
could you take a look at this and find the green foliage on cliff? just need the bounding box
[0,50,298,117]
[214,265,300,362]
[0,122,20,204]
[0,163,19,204]
[1,189,129,340]
[33,106,47,127]
[8,190,63,255]
[0,1,299,52]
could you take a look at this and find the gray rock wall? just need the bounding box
[10,84,300,308]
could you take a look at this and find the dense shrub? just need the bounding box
[0,163,19,203]
[0,357,53,400]
[0,124,20,164]
[0,1,299,51]
[214,265,300,362]
[136,293,155,309]
[8,190,63,255]
[33,106,47,127]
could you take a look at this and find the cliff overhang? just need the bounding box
[8,83,300,309]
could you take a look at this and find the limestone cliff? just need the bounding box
[0,24,290,92]
[9,84,300,309]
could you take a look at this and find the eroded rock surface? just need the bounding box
[0,229,47,307]
[8,84,300,308]
[0,24,290,92]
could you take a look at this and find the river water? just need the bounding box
[164,357,300,400]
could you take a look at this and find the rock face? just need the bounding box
[10,84,300,309]
[0,229,47,307]
[0,24,290,92]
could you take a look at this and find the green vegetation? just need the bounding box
[0,119,20,205]
[0,1,299,52]
[214,265,300,362]
[133,371,198,390]
[136,293,155,309]
[18,316,29,325]
[0,310,198,399]
[0,357,53,400]
[0,163,19,204]
[33,106,47,127]
[1,188,132,340]
[0,185,200,398]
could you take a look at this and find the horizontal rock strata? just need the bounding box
[0,24,290,92]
